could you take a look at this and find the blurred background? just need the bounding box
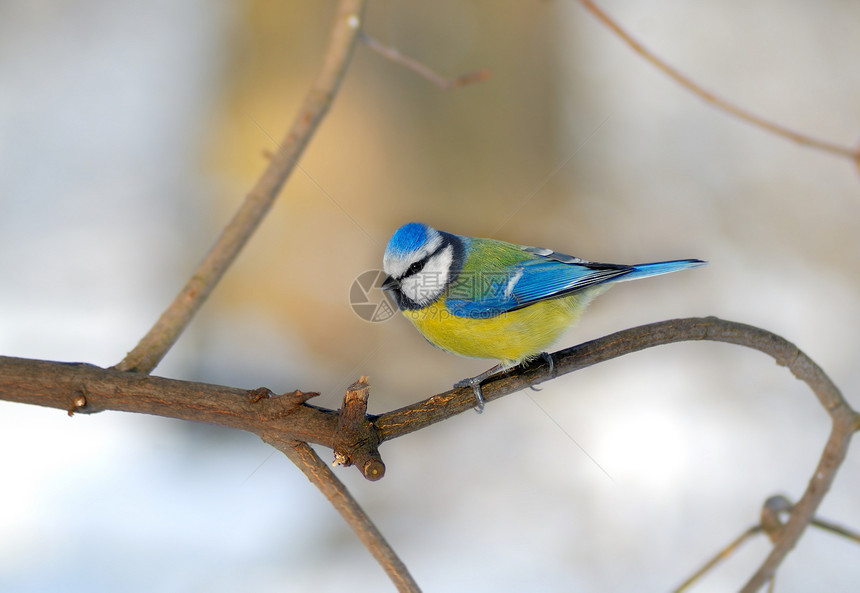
[2,1,860,591]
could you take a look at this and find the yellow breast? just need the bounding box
[403,289,606,367]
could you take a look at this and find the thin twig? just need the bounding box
[577,0,858,160]
[114,0,367,374]
[359,31,490,90]
[673,525,763,593]
[266,438,420,593]
[675,494,860,591]
[811,517,860,545]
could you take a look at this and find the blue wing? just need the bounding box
[446,249,703,318]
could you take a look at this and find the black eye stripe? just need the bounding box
[403,257,428,279]
[400,238,451,281]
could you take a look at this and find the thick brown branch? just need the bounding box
[376,317,853,440]
[114,0,367,375]
[0,354,407,587]
[3,317,857,592]
[0,355,338,447]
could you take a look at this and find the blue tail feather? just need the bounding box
[621,259,707,282]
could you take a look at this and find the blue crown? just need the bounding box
[385,222,430,257]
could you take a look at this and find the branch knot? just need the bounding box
[248,387,320,420]
[333,377,385,481]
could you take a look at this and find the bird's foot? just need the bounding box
[528,353,554,392]
[541,351,555,377]
[454,376,486,413]
[455,364,502,413]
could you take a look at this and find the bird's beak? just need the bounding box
[381,275,399,291]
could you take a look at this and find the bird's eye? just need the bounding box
[407,260,425,276]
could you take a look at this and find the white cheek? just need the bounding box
[400,270,447,306]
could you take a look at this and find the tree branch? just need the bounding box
[0,355,402,587]
[359,31,490,90]
[673,525,763,593]
[375,317,853,440]
[577,0,858,161]
[265,438,419,592]
[676,494,860,591]
[13,3,851,589]
[3,317,856,591]
[374,317,858,593]
[0,356,338,445]
[332,377,385,480]
[114,0,367,375]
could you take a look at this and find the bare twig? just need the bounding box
[359,31,490,90]
[675,494,860,591]
[673,525,763,593]
[576,0,858,160]
[266,439,420,593]
[114,0,367,375]
[811,516,860,546]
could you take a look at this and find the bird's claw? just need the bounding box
[540,351,555,378]
[454,377,486,413]
[528,353,555,392]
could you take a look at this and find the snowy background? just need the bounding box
[2,1,860,592]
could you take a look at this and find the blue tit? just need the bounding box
[382,222,705,410]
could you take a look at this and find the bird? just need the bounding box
[381,222,705,411]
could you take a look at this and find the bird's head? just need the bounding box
[382,222,461,310]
